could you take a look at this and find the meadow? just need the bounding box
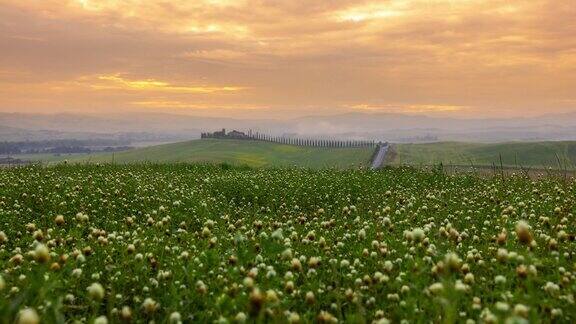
[13,139,374,169]
[0,163,574,323]
[12,140,576,172]
[392,141,576,169]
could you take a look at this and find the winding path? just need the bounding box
[370,143,389,170]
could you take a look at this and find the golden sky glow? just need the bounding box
[91,74,244,93]
[0,0,575,118]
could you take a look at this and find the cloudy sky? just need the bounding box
[0,0,575,118]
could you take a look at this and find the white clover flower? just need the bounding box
[291,258,302,271]
[428,282,444,294]
[235,312,247,323]
[304,291,316,305]
[142,298,159,314]
[287,312,300,323]
[374,319,390,324]
[55,215,65,225]
[87,282,105,301]
[65,294,75,303]
[515,221,532,245]
[285,280,295,293]
[16,308,40,324]
[266,289,279,303]
[454,280,469,292]
[76,254,86,263]
[169,311,182,324]
[281,249,293,260]
[120,306,132,321]
[496,248,508,262]
[543,282,560,294]
[271,229,284,240]
[243,277,254,288]
[33,244,50,263]
[513,304,529,318]
[308,256,320,268]
[551,308,563,318]
[444,252,461,271]
[387,293,400,301]
[494,275,507,285]
[196,280,208,293]
[94,316,108,324]
[412,228,425,241]
[383,261,393,272]
[495,302,509,312]
[266,269,277,278]
[72,268,83,278]
[0,231,8,244]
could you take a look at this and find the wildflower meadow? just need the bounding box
[0,164,574,323]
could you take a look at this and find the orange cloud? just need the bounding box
[131,100,266,111]
[0,0,574,117]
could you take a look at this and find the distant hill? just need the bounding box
[391,141,576,168]
[18,139,374,168]
[3,111,576,143]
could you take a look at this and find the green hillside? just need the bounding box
[18,139,374,168]
[15,139,576,170]
[392,141,576,168]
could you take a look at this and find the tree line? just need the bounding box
[0,139,132,155]
[201,129,381,148]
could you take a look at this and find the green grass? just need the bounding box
[11,153,87,163]
[14,140,576,170]
[15,139,374,169]
[392,141,576,169]
[0,164,574,322]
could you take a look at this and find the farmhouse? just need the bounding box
[201,129,248,139]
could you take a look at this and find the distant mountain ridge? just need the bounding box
[1,111,576,143]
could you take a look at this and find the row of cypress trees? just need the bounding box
[249,133,376,148]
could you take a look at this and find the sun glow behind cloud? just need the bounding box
[0,0,575,118]
[336,2,405,22]
[91,75,245,94]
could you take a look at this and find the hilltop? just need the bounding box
[18,139,374,168]
[12,139,576,170]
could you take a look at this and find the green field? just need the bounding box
[12,140,576,170]
[11,153,87,163]
[0,164,574,322]
[392,141,576,169]
[15,139,374,169]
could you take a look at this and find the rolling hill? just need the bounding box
[13,139,576,170]
[17,139,374,168]
[391,141,576,168]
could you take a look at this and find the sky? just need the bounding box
[0,0,575,119]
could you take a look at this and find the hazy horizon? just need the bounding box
[2,108,576,122]
[1,0,575,120]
